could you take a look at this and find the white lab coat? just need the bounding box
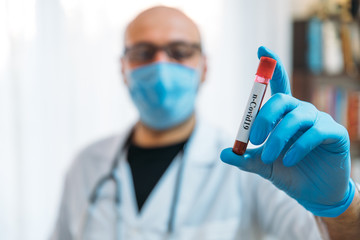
[51,119,322,240]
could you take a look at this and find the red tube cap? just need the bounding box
[256,57,277,79]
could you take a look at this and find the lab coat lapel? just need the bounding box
[117,118,221,234]
[138,119,219,231]
[136,155,182,233]
[172,119,221,227]
[118,148,183,235]
[118,158,138,225]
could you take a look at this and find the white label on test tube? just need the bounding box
[235,81,267,143]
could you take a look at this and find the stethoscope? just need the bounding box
[77,130,188,240]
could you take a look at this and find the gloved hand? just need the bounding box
[220,46,356,217]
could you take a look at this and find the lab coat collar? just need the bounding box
[181,116,223,168]
[116,116,221,168]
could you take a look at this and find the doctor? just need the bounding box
[52,6,360,240]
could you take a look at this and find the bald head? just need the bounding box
[124,6,201,47]
[121,6,207,83]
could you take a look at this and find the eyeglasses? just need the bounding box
[123,41,202,63]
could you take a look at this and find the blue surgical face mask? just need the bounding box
[126,62,201,130]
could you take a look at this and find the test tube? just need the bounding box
[233,57,277,155]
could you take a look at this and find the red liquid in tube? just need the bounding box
[233,57,277,155]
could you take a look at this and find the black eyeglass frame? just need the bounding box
[123,41,202,63]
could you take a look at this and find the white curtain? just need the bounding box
[0,0,291,239]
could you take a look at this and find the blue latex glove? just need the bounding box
[220,46,356,217]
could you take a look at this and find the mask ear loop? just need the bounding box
[192,58,203,95]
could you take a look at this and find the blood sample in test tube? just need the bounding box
[233,57,277,155]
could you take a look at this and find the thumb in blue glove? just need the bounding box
[220,46,356,217]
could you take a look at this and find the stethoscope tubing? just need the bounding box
[78,132,188,240]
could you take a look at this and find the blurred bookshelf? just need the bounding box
[292,0,360,178]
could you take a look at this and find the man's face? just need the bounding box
[121,7,207,82]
